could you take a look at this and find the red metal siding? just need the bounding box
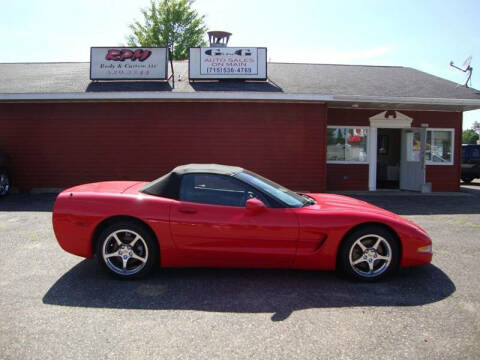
[0,102,327,192]
[327,109,372,127]
[326,164,369,191]
[327,109,462,191]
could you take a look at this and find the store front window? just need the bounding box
[327,127,369,163]
[426,129,454,165]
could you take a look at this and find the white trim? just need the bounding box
[0,92,335,102]
[333,95,480,107]
[425,128,455,166]
[368,127,378,191]
[327,161,370,165]
[368,111,414,191]
[326,126,370,164]
[369,111,413,128]
[327,126,369,129]
[1,91,480,108]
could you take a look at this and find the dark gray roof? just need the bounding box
[1,61,480,110]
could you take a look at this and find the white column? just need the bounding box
[368,127,377,191]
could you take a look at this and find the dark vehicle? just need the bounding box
[0,150,11,196]
[461,144,480,184]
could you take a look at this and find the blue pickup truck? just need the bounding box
[462,144,480,184]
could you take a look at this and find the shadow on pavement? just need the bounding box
[460,181,480,197]
[0,193,56,212]
[43,261,455,321]
[352,194,480,215]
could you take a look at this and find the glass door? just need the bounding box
[400,128,426,191]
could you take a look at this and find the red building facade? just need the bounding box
[0,100,463,193]
[0,101,328,192]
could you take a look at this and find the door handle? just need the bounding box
[178,207,197,214]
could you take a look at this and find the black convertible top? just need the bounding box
[139,164,244,199]
[168,163,243,176]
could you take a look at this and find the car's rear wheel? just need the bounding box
[96,221,158,279]
[0,170,10,196]
[338,226,399,281]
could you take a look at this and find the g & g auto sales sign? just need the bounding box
[200,47,258,75]
[189,47,267,80]
[90,47,168,80]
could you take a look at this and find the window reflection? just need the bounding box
[327,127,368,162]
[426,130,452,163]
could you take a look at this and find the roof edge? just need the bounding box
[0,92,333,102]
[332,94,480,107]
[1,91,480,109]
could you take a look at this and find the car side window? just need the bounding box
[179,173,268,207]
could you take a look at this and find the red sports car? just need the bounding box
[52,164,432,281]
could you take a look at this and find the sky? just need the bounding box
[1,0,479,128]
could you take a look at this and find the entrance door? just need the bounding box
[376,129,401,189]
[400,128,426,191]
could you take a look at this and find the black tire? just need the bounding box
[338,225,400,282]
[0,170,10,196]
[96,220,159,279]
[462,177,474,184]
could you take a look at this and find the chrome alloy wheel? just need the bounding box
[348,234,392,278]
[0,173,10,196]
[102,229,149,276]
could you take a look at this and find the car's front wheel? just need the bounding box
[338,226,399,281]
[462,176,474,184]
[0,170,10,196]
[96,221,158,279]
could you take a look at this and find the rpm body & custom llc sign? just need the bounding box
[90,47,168,80]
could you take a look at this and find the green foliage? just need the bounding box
[462,129,479,144]
[336,128,345,144]
[473,121,480,133]
[127,0,207,60]
[327,128,345,145]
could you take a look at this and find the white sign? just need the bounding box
[189,47,267,80]
[201,47,258,75]
[90,47,168,80]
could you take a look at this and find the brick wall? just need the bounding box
[0,101,327,192]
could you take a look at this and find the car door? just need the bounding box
[169,173,299,267]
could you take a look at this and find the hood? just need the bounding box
[305,194,430,236]
[305,193,400,218]
[63,181,142,194]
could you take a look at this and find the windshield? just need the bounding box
[235,170,308,207]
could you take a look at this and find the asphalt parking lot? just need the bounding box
[0,186,479,359]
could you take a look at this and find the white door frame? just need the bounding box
[368,111,413,191]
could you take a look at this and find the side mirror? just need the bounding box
[246,198,266,212]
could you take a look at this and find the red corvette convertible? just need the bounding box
[52,164,432,281]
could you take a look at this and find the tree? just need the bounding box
[462,129,479,144]
[473,121,480,134]
[127,0,207,60]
